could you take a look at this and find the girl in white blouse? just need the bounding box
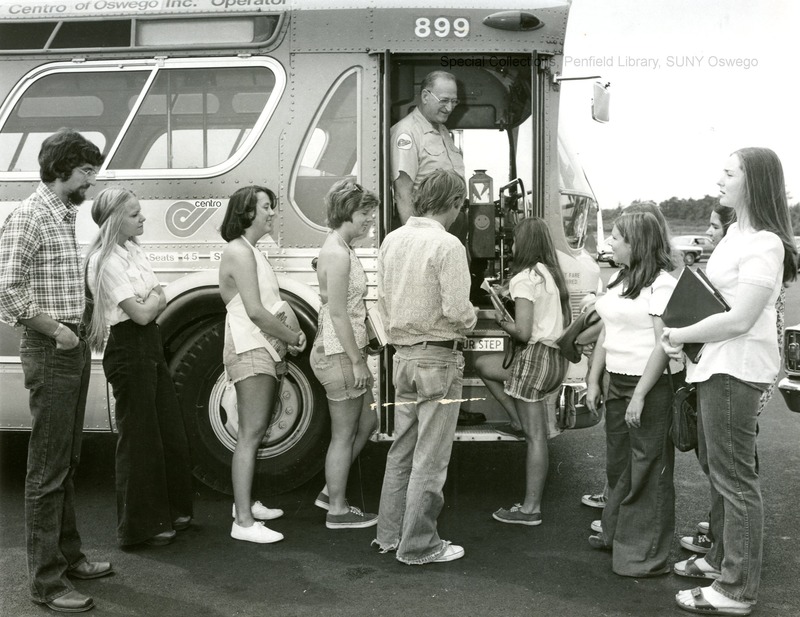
[664,148,798,616]
[85,188,193,547]
[476,217,570,526]
[586,211,680,577]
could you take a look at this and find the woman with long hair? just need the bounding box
[586,211,680,576]
[219,186,306,544]
[85,187,193,547]
[310,180,380,528]
[475,217,570,525]
[664,148,797,616]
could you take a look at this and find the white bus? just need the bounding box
[0,0,605,494]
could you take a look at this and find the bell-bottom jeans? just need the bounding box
[696,373,764,604]
[375,345,464,564]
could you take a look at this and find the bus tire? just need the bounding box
[169,319,329,496]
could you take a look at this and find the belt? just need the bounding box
[414,340,464,352]
[62,322,85,336]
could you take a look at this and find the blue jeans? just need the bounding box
[696,374,763,604]
[375,345,464,564]
[20,327,91,603]
[601,372,675,577]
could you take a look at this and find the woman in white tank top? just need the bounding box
[219,186,306,544]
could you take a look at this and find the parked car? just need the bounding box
[596,239,616,267]
[672,234,715,265]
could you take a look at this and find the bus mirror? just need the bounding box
[592,82,610,123]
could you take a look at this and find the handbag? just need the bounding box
[557,386,602,430]
[668,368,698,452]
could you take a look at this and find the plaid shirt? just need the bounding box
[0,183,84,326]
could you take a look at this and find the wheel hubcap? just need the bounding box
[207,362,314,459]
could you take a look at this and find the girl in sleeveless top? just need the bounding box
[219,186,306,544]
[311,180,380,529]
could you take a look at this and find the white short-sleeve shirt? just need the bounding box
[688,223,783,385]
[87,241,159,326]
[508,264,564,347]
[596,270,677,376]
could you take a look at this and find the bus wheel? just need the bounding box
[169,320,329,495]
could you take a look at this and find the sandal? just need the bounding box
[676,587,752,616]
[673,555,721,580]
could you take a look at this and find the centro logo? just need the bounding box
[166,200,222,238]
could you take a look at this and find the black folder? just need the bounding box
[662,267,730,363]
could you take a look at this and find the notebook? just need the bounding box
[662,267,730,363]
[480,279,514,324]
[365,302,388,348]
[263,300,301,361]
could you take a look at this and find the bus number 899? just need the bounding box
[415,17,470,38]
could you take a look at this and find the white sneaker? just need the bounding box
[432,543,465,563]
[590,519,602,533]
[232,501,284,521]
[230,521,284,544]
[581,493,607,509]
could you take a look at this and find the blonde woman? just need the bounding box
[85,188,193,547]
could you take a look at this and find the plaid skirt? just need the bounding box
[504,341,567,403]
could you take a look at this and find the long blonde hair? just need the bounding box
[84,187,139,351]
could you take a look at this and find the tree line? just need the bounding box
[601,196,800,235]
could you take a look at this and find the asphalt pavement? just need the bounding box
[1,269,798,617]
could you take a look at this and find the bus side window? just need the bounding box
[109,66,275,170]
[291,70,359,228]
[0,71,149,172]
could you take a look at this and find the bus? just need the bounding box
[0,0,605,495]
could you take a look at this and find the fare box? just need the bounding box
[464,337,505,352]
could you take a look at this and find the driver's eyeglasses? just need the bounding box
[425,90,460,107]
[77,168,98,179]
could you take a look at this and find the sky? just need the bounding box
[558,0,800,209]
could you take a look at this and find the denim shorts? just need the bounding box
[223,323,286,384]
[310,340,367,402]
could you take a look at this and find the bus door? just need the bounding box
[380,52,543,436]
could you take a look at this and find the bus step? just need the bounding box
[373,422,524,442]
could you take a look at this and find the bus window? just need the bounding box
[0,70,148,173]
[558,136,597,251]
[0,132,106,173]
[141,129,250,169]
[110,66,275,171]
[292,70,359,229]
